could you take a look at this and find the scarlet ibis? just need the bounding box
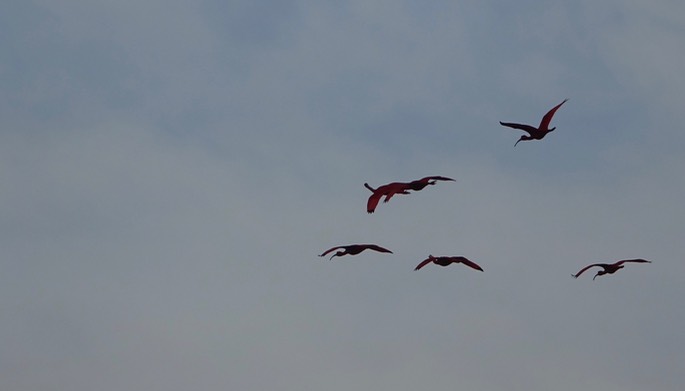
[319,244,393,260]
[406,176,455,191]
[572,259,651,280]
[364,182,412,213]
[364,176,454,213]
[500,99,568,146]
[414,255,484,272]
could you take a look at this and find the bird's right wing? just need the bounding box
[460,257,484,272]
[499,122,537,135]
[414,258,433,271]
[572,263,605,278]
[367,191,382,213]
[319,246,343,257]
[539,99,568,129]
[365,244,393,254]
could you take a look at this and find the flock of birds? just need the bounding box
[319,100,652,281]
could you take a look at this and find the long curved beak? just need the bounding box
[514,139,522,147]
[329,254,337,261]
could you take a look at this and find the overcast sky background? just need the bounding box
[2,1,685,390]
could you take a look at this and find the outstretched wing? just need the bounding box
[499,121,538,135]
[459,257,484,272]
[367,191,383,213]
[615,258,652,266]
[319,246,344,257]
[363,244,393,254]
[419,176,455,182]
[572,263,606,278]
[414,257,433,271]
[539,99,568,130]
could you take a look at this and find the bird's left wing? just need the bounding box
[414,258,433,271]
[420,176,455,182]
[364,244,393,254]
[499,121,538,135]
[459,257,484,272]
[616,258,652,266]
[572,263,604,278]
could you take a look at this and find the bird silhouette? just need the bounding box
[414,255,484,272]
[572,258,651,280]
[364,176,454,213]
[500,99,568,146]
[319,244,393,260]
[405,176,455,191]
[364,182,412,213]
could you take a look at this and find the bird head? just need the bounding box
[514,136,526,146]
[593,270,607,280]
[330,251,344,260]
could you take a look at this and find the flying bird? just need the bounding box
[414,255,484,272]
[500,99,568,146]
[364,182,412,213]
[364,176,455,213]
[319,244,393,260]
[405,176,455,191]
[572,259,651,280]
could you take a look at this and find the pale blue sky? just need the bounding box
[2,1,685,390]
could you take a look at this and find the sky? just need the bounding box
[2,1,685,390]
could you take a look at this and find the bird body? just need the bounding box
[414,255,484,272]
[500,99,568,146]
[319,244,393,260]
[572,258,651,280]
